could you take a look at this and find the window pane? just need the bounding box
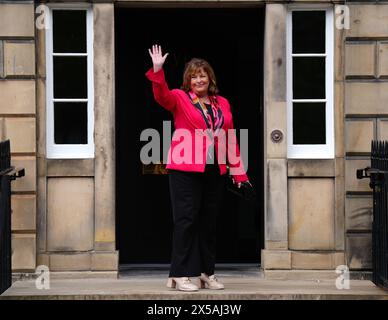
[292,11,325,53]
[54,102,87,144]
[293,103,326,144]
[53,56,87,98]
[293,57,325,99]
[53,10,86,53]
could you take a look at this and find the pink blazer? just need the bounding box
[145,68,248,183]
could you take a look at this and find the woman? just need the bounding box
[146,45,251,291]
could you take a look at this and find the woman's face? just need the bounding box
[190,68,210,97]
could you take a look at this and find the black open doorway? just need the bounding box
[115,7,264,267]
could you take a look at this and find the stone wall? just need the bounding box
[0,1,118,274]
[262,3,347,279]
[0,2,36,272]
[35,3,118,275]
[344,4,388,270]
[262,1,388,278]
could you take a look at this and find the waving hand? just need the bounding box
[148,44,169,73]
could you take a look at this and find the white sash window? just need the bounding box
[46,5,94,158]
[287,8,334,159]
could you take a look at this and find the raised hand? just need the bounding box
[148,44,169,73]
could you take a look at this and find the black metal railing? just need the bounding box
[357,140,388,290]
[0,140,25,295]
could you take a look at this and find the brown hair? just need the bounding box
[181,58,219,95]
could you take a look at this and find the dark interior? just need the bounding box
[115,7,265,265]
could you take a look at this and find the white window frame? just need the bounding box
[286,6,334,159]
[45,4,94,159]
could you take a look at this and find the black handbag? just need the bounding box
[226,176,257,201]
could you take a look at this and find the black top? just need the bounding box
[204,103,219,169]
[204,103,215,127]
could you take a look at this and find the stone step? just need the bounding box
[1,277,387,300]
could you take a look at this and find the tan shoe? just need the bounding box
[166,277,199,291]
[199,273,225,290]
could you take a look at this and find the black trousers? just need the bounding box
[168,164,226,277]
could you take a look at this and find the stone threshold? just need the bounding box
[11,268,371,282]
